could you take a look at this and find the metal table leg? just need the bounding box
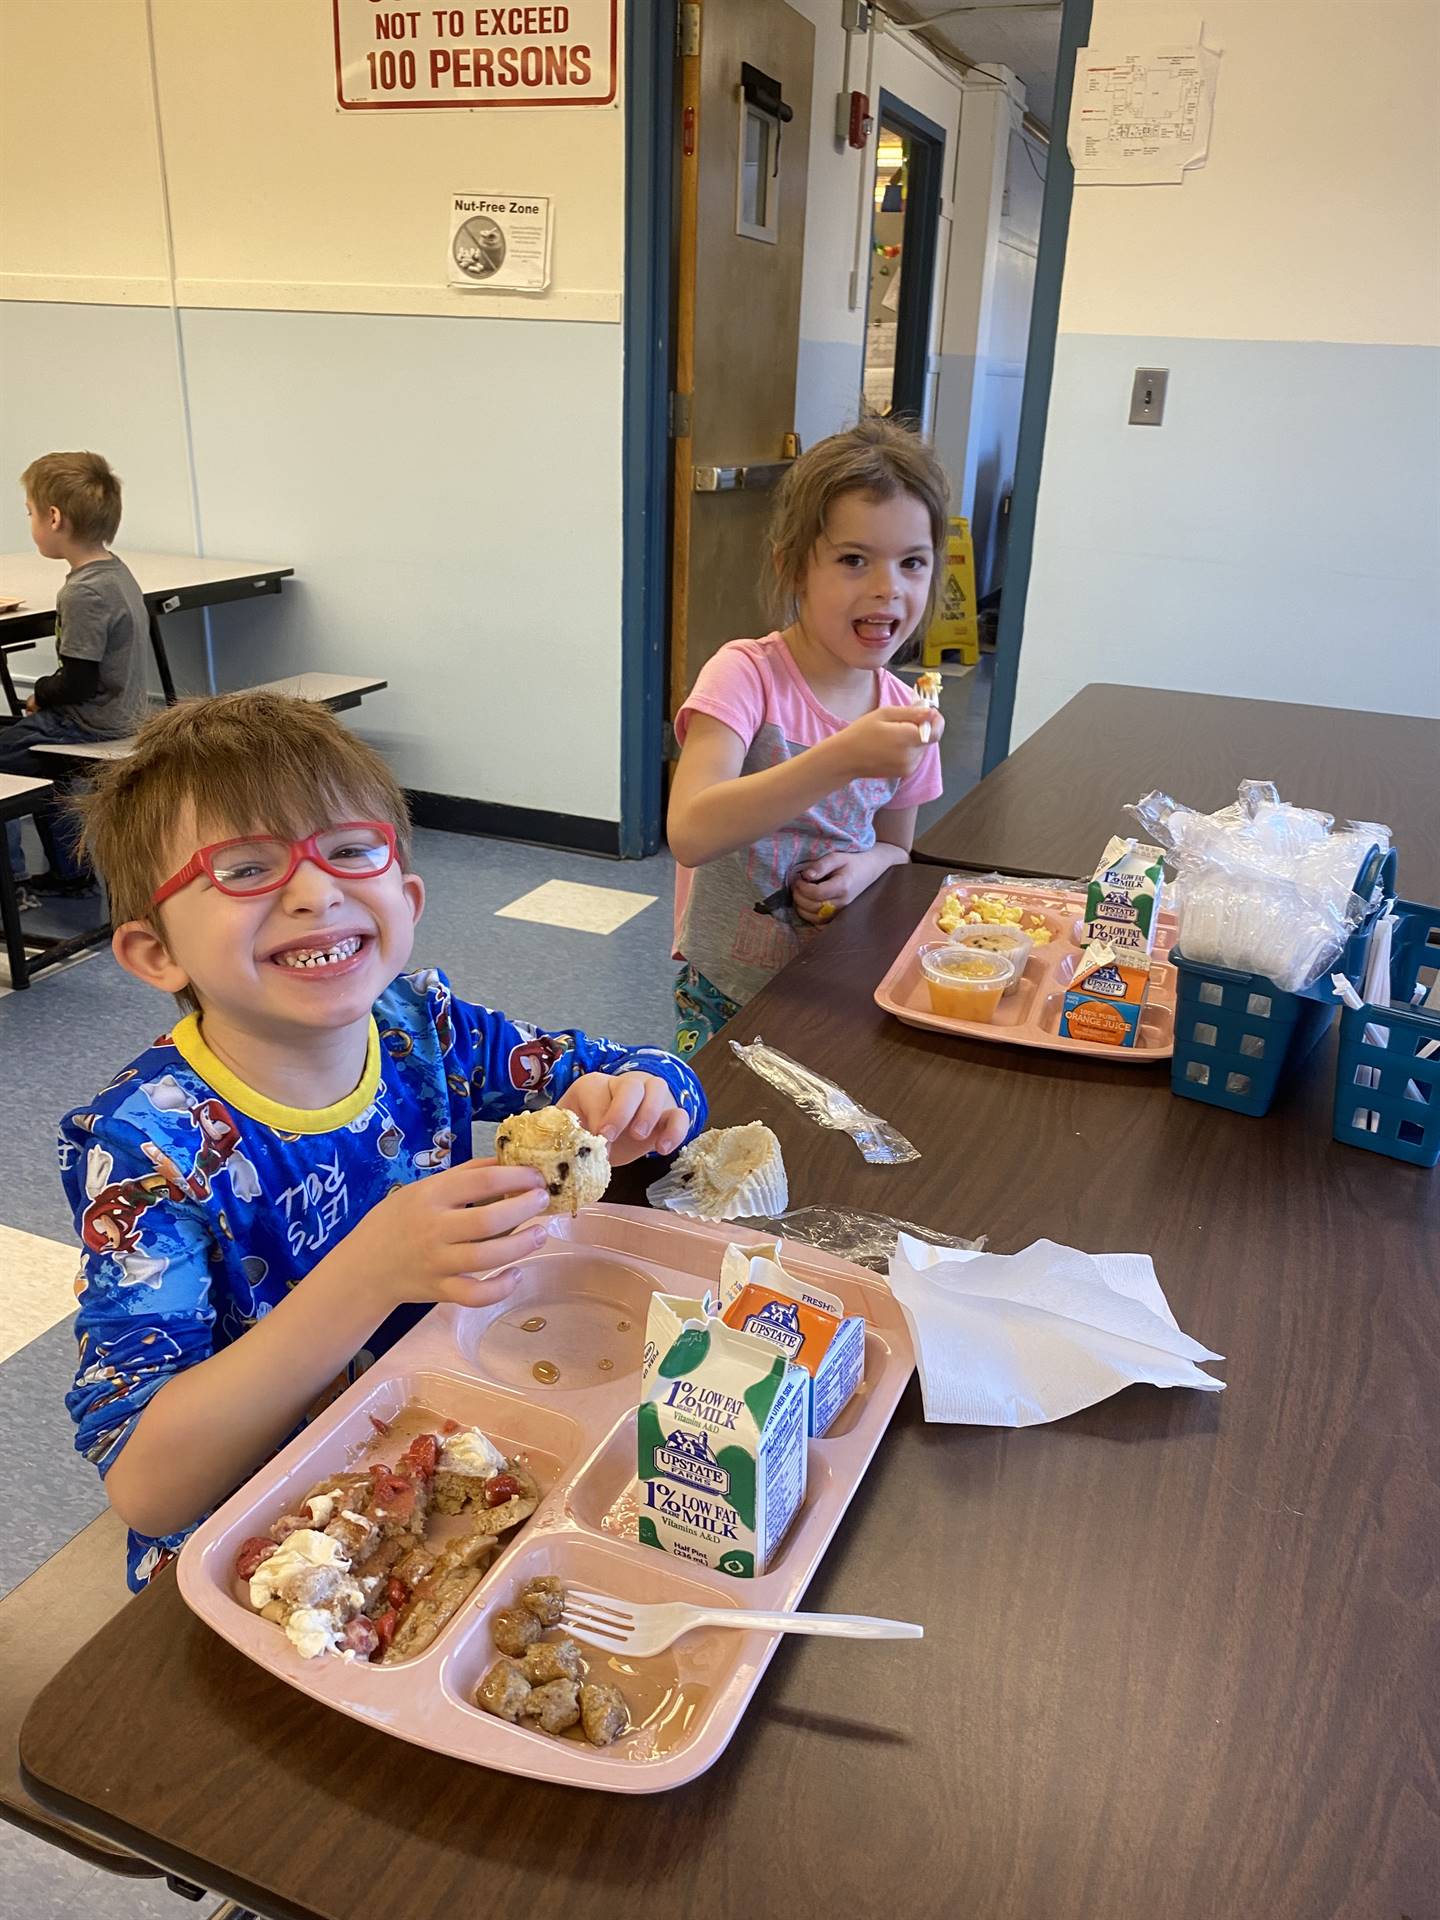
[0,827,30,988]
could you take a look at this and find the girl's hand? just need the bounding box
[832,704,945,783]
[793,849,883,924]
[345,1159,550,1314]
[558,1072,691,1166]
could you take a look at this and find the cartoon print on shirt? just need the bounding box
[349,1096,404,1160]
[413,1127,455,1171]
[190,1098,259,1201]
[142,1077,260,1205]
[409,968,455,1052]
[133,1544,176,1584]
[72,1325,188,1469]
[217,1253,272,1342]
[79,1145,186,1288]
[507,1030,572,1104]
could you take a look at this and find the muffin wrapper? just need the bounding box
[646,1151,789,1222]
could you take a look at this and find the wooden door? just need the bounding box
[669,0,814,719]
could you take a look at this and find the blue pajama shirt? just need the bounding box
[57,966,707,1588]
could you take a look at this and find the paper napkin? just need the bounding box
[886,1234,1224,1425]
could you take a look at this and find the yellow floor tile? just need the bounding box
[0,1224,81,1363]
[494,879,658,936]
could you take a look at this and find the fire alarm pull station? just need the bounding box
[838,90,872,148]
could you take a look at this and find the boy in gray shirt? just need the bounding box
[3,451,149,899]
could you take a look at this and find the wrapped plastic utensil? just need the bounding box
[747,1206,984,1273]
[729,1037,920,1164]
[1127,781,1392,992]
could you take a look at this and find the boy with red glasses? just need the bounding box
[57,692,706,1589]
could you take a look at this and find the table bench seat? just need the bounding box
[29,673,390,768]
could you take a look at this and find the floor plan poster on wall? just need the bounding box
[334,2,618,110]
[1068,35,1219,184]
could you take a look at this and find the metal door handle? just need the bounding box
[693,461,794,493]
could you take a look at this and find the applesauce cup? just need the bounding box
[916,944,1014,1022]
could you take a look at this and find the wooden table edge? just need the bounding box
[18,1747,305,1920]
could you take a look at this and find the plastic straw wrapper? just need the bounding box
[728,1036,920,1164]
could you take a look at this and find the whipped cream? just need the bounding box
[303,1488,341,1528]
[285,1606,349,1660]
[440,1426,507,1478]
[248,1527,349,1610]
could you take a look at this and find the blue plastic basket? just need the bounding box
[1169,847,1394,1119]
[1332,897,1440,1167]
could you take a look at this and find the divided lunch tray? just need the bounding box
[178,1205,914,1794]
[874,877,1180,1062]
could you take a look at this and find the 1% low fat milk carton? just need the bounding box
[1084,836,1165,959]
[638,1290,809,1579]
[718,1240,865,1438]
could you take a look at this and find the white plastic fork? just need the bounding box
[559,1587,924,1657]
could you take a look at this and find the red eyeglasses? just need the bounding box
[152,822,398,906]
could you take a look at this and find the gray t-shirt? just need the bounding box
[54,554,149,738]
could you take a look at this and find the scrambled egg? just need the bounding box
[936,891,1055,943]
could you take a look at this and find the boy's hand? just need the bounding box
[558,1072,691,1165]
[832,704,944,783]
[345,1159,550,1314]
[23,695,38,715]
[792,847,896,925]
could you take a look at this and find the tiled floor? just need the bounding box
[0,682,991,1913]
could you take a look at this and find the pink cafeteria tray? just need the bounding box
[178,1204,914,1794]
[875,877,1179,1062]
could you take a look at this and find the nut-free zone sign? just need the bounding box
[333,2,618,108]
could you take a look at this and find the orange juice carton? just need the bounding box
[1061,940,1151,1047]
[1084,836,1165,959]
[719,1241,865,1438]
[637,1290,809,1579]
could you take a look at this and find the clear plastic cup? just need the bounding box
[917,944,1014,1022]
[951,922,1033,992]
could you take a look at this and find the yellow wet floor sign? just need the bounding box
[922,517,979,668]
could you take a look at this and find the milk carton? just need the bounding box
[719,1241,865,1438]
[637,1291,808,1579]
[1060,940,1151,1047]
[1085,837,1165,959]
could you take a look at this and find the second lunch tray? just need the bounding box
[874,877,1180,1062]
[178,1205,914,1794]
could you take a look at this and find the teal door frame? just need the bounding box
[982,0,1092,773]
[619,0,676,857]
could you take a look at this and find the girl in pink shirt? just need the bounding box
[667,418,949,1052]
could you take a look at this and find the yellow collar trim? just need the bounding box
[170,1014,381,1134]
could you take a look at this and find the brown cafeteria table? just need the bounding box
[20,863,1436,1918]
[919,682,1440,901]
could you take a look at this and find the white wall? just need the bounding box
[1013,0,1440,744]
[0,0,627,820]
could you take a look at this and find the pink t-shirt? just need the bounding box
[672,633,942,1005]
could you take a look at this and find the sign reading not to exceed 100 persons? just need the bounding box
[333,2,618,109]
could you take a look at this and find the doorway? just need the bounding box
[620,0,1090,856]
[861,95,946,426]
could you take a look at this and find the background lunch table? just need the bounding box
[918,683,1440,902]
[19,861,1436,1920]
[0,550,293,713]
